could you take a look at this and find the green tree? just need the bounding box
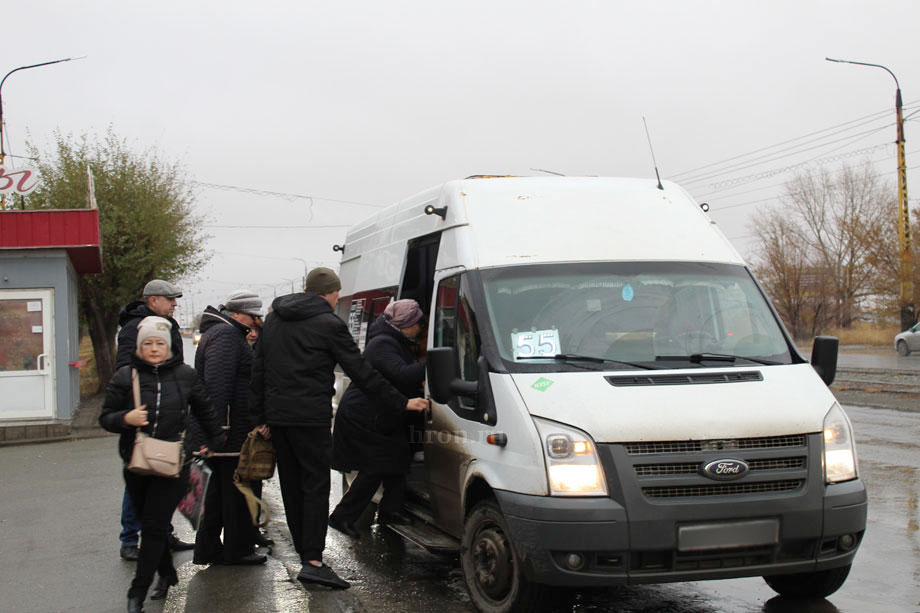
[26,129,208,390]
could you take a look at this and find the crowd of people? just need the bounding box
[99,268,429,612]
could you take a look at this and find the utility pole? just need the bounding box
[827,57,915,329]
[0,57,85,208]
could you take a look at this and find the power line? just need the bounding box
[667,100,920,181]
[192,181,385,208]
[204,224,351,229]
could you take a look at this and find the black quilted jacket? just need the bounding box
[188,306,254,453]
[99,352,225,463]
[249,293,408,427]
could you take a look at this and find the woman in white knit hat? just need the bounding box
[100,316,226,613]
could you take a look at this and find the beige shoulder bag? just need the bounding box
[127,368,185,478]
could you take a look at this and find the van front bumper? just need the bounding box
[494,479,867,587]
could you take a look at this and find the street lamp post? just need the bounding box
[0,56,85,208]
[827,57,915,330]
[290,257,308,291]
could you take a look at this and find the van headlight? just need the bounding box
[823,403,858,483]
[533,417,608,496]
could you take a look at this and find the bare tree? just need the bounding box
[750,162,895,334]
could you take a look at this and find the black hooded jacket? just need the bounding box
[188,306,253,453]
[331,317,426,475]
[249,293,408,428]
[99,351,225,464]
[115,301,183,370]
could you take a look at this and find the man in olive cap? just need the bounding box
[114,279,192,561]
[251,267,428,589]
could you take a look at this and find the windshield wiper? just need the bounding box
[656,352,779,366]
[517,353,659,370]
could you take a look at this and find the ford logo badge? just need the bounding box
[702,459,749,481]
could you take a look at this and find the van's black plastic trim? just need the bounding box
[605,371,763,387]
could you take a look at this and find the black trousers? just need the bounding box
[123,467,188,600]
[194,457,257,562]
[272,426,331,562]
[331,471,406,526]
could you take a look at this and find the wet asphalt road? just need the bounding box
[251,404,919,613]
[0,409,916,613]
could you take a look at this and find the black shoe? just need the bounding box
[168,535,194,551]
[150,575,177,600]
[127,596,144,613]
[225,553,267,565]
[297,563,350,589]
[378,510,414,526]
[255,531,274,547]
[120,544,139,561]
[328,514,361,539]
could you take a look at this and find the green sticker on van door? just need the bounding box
[531,377,554,392]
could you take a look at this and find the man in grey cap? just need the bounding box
[190,290,268,566]
[115,280,185,370]
[114,279,192,561]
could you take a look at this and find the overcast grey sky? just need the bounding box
[4,1,919,326]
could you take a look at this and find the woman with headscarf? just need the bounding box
[100,316,225,613]
[329,299,426,537]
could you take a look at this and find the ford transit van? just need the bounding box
[333,176,865,611]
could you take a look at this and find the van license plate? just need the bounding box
[677,519,779,552]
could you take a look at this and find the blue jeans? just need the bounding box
[120,486,141,546]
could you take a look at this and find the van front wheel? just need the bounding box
[763,564,851,599]
[461,500,542,612]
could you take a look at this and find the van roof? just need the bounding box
[340,176,744,282]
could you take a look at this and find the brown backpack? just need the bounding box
[233,427,276,527]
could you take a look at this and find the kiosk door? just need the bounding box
[0,289,55,419]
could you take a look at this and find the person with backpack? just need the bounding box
[190,291,267,566]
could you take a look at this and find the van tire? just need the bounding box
[461,500,543,613]
[897,340,910,356]
[763,564,851,599]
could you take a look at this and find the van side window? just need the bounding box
[339,287,398,351]
[434,274,481,410]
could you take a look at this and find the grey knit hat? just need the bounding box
[222,290,263,317]
[136,316,173,350]
[305,267,341,295]
[143,279,183,298]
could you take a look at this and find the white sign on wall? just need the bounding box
[0,165,40,196]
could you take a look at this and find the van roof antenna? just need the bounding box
[530,168,565,176]
[642,117,664,190]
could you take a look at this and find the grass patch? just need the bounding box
[78,335,99,398]
[825,323,899,346]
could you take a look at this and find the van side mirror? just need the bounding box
[811,336,838,387]
[427,347,472,403]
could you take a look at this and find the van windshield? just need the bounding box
[480,262,792,370]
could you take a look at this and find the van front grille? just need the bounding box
[634,456,805,477]
[625,435,806,456]
[642,479,804,498]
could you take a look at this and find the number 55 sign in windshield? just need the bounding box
[512,328,561,359]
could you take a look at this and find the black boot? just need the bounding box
[150,575,177,600]
[127,596,144,613]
